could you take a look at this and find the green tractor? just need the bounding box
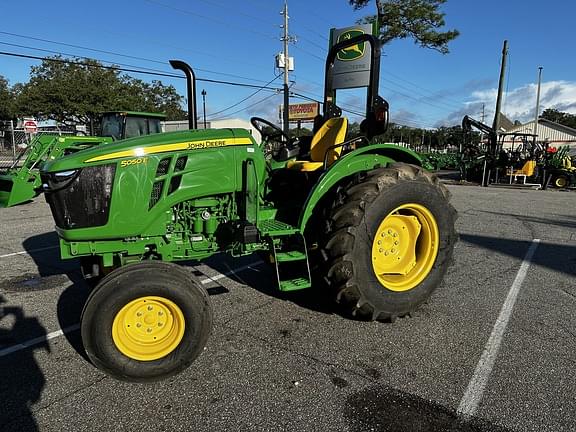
[545,146,576,189]
[0,111,165,207]
[41,35,457,382]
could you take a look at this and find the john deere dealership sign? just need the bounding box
[329,24,376,89]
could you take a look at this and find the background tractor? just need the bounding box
[41,35,457,382]
[544,145,576,188]
[0,111,165,207]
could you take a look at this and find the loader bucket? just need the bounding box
[0,172,41,208]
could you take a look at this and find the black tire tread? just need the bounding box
[323,163,457,321]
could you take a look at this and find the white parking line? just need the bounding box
[0,245,59,259]
[0,260,263,358]
[457,239,540,419]
[0,324,80,357]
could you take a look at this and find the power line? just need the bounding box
[0,41,180,76]
[295,34,327,53]
[380,84,458,113]
[143,0,277,40]
[207,75,281,118]
[385,70,465,107]
[0,31,464,114]
[382,76,462,111]
[290,91,436,129]
[292,45,324,62]
[0,50,283,91]
[0,31,273,85]
[209,92,280,121]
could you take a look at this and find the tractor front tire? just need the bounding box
[323,163,457,321]
[81,261,213,382]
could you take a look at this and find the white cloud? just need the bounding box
[437,81,576,127]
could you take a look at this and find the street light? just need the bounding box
[201,89,207,129]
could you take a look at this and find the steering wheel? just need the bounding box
[250,117,293,160]
[250,117,290,143]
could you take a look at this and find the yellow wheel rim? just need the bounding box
[112,296,185,361]
[371,203,439,292]
[555,177,567,188]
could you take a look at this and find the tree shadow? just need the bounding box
[0,294,48,432]
[460,234,576,277]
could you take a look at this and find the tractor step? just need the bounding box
[264,227,312,292]
[279,278,311,291]
[275,250,307,262]
[258,219,299,236]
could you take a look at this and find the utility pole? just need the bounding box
[480,103,485,123]
[533,66,543,138]
[280,1,291,135]
[492,40,508,135]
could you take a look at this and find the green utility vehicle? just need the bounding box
[0,111,165,207]
[41,35,457,382]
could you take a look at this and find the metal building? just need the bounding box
[501,118,576,152]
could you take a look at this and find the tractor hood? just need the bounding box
[42,128,256,173]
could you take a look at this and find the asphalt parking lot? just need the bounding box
[0,183,575,432]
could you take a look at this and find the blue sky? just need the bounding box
[1,0,575,129]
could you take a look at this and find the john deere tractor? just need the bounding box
[0,111,165,207]
[41,35,457,382]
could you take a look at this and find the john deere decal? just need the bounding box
[337,29,365,62]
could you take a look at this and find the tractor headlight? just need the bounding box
[53,170,78,181]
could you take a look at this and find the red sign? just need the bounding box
[23,120,38,134]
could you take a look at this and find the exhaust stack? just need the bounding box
[169,60,198,130]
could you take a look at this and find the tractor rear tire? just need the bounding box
[322,163,457,321]
[81,261,213,382]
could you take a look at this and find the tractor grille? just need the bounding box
[149,180,164,209]
[156,157,171,176]
[43,164,116,229]
[168,175,182,195]
[174,156,187,171]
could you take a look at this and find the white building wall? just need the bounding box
[161,118,261,143]
[501,119,576,152]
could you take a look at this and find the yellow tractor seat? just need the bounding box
[287,117,348,172]
[507,160,538,184]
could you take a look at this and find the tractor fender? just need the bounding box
[298,143,423,232]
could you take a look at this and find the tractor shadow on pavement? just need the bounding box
[200,254,339,317]
[55,281,91,362]
[22,231,80,278]
[460,234,576,278]
[477,211,576,231]
[0,294,48,432]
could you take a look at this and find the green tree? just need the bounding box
[349,0,459,54]
[14,56,185,127]
[0,76,14,120]
[120,78,187,121]
[540,108,576,130]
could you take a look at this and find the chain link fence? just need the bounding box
[0,121,75,171]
